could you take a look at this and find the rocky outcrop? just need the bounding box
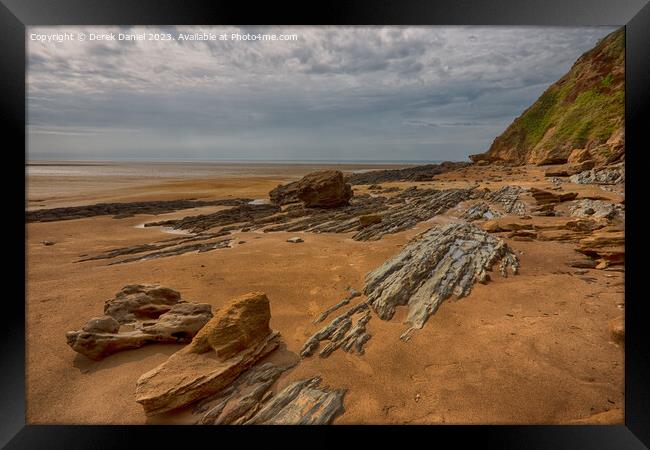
[569,164,625,185]
[245,377,345,424]
[576,225,624,266]
[144,203,281,233]
[302,223,520,357]
[529,188,578,205]
[346,161,469,185]
[66,285,213,360]
[364,223,519,341]
[568,199,624,220]
[192,364,346,425]
[26,198,252,222]
[462,202,502,221]
[134,292,280,415]
[470,28,624,165]
[269,182,301,206]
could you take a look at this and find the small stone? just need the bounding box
[42,241,55,246]
[287,237,304,243]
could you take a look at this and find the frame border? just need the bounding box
[5,0,649,448]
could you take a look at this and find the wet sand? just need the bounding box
[25,163,624,424]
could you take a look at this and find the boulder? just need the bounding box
[135,292,280,415]
[295,170,353,208]
[66,285,213,360]
[269,182,301,205]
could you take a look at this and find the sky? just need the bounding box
[27,26,617,162]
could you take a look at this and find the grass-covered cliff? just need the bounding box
[471,27,624,166]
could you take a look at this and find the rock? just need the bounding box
[135,292,280,415]
[313,289,361,324]
[66,285,213,360]
[484,185,527,215]
[295,170,353,208]
[567,148,593,164]
[609,317,624,344]
[462,202,502,221]
[530,188,578,205]
[568,199,624,220]
[269,182,301,205]
[82,315,120,333]
[301,302,372,358]
[569,164,625,185]
[104,285,181,323]
[245,377,345,425]
[346,162,469,185]
[145,203,281,233]
[544,167,569,177]
[364,223,519,341]
[358,214,382,228]
[286,237,304,243]
[42,240,55,246]
[576,226,625,265]
[26,198,252,223]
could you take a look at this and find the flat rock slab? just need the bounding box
[135,292,281,415]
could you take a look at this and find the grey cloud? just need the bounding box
[27,25,617,162]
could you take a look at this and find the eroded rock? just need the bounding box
[66,285,213,360]
[135,292,280,415]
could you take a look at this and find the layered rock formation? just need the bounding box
[301,223,520,357]
[66,285,213,360]
[346,161,469,185]
[135,292,280,415]
[364,223,520,341]
[192,365,346,425]
[470,28,624,166]
[27,198,252,222]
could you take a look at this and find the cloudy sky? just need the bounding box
[27,26,617,162]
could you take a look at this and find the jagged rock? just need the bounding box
[313,289,361,324]
[145,204,281,233]
[346,162,469,185]
[294,170,353,208]
[484,186,528,215]
[26,198,252,223]
[135,292,280,415]
[462,202,502,221]
[568,199,624,220]
[480,218,533,233]
[269,181,301,205]
[569,164,625,185]
[576,226,624,265]
[364,223,519,341]
[193,362,294,425]
[286,237,304,243]
[66,285,213,360]
[245,377,345,424]
[42,240,55,246]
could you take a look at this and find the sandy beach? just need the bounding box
[25,161,624,425]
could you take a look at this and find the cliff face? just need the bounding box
[470,28,624,166]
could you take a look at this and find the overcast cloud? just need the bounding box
[27,26,617,162]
